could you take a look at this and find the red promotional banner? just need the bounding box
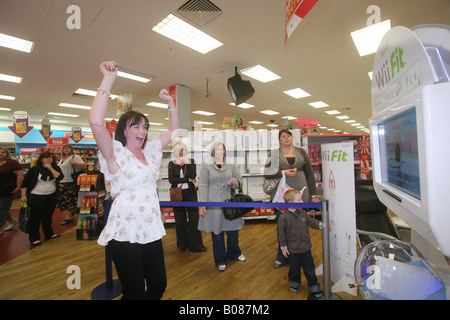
[285,0,319,43]
[359,135,371,180]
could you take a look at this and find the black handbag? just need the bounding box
[18,202,31,233]
[223,181,254,221]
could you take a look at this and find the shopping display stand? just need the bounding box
[91,198,122,300]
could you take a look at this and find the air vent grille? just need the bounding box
[176,0,222,27]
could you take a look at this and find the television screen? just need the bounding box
[377,107,421,200]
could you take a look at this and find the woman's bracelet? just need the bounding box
[97,88,111,97]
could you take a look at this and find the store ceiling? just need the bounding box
[0,0,449,134]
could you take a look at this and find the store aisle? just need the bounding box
[0,202,78,265]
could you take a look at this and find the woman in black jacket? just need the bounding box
[21,151,64,245]
[168,142,205,252]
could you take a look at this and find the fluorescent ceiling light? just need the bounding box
[266,124,279,127]
[282,116,297,120]
[49,119,68,124]
[327,128,336,131]
[368,72,373,80]
[240,65,281,83]
[308,101,328,108]
[350,20,391,56]
[59,103,91,110]
[336,115,350,120]
[345,120,356,123]
[146,102,168,109]
[283,88,310,99]
[149,122,163,126]
[0,33,34,53]
[260,110,280,115]
[325,110,340,115]
[0,95,15,101]
[152,14,223,54]
[48,112,79,118]
[248,121,263,124]
[0,107,11,111]
[229,102,255,109]
[193,110,215,116]
[75,88,118,99]
[197,121,214,125]
[0,73,22,84]
[351,123,362,126]
[117,68,153,83]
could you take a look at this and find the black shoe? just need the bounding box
[190,246,207,252]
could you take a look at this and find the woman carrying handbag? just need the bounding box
[198,142,246,272]
[168,141,206,253]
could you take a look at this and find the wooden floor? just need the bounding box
[0,217,362,300]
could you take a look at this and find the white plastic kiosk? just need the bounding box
[368,24,450,299]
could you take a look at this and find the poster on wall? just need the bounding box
[321,142,357,296]
[8,111,34,139]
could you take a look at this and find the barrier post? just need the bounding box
[319,199,342,300]
[90,198,122,300]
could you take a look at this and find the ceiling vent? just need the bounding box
[175,0,222,27]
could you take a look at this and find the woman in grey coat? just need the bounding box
[198,142,246,271]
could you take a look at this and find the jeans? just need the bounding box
[288,249,322,293]
[211,230,241,266]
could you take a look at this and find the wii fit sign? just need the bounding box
[371,26,437,115]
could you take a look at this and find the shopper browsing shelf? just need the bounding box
[89,60,179,300]
[198,142,245,272]
[278,189,323,297]
[264,129,318,269]
[21,151,64,245]
[0,147,24,235]
[168,141,206,253]
[57,144,87,225]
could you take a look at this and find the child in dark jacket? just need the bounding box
[277,188,323,298]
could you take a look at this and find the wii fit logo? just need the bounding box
[374,46,405,90]
[323,150,349,162]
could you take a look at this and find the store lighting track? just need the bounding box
[152,14,223,54]
[0,33,34,53]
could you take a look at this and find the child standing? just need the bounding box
[278,188,323,298]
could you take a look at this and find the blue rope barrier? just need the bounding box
[159,201,322,209]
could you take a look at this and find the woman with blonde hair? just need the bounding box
[168,141,205,252]
[57,144,86,225]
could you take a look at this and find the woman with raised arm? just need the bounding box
[89,61,179,300]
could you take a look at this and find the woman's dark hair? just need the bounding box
[36,151,55,167]
[115,111,150,148]
[278,129,292,140]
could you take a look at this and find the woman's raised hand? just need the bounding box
[99,61,118,80]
